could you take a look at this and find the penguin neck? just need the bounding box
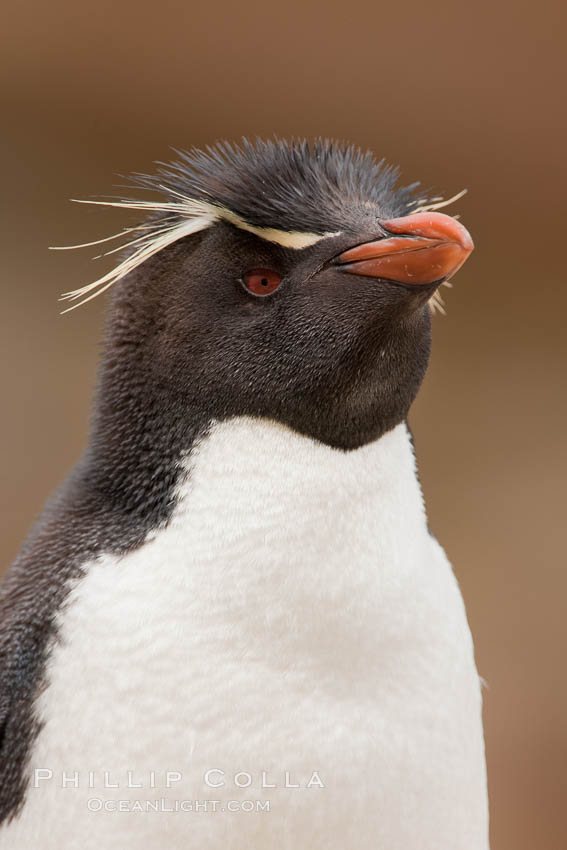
[81,332,427,573]
[82,399,426,548]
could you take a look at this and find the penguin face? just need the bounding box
[87,140,473,450]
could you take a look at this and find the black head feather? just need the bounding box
[130,137,420,235]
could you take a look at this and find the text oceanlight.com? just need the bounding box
[86,798,271,813]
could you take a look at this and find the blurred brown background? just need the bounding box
[1,1,565,846]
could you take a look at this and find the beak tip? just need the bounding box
[383,211,474,252]
[461,231,474,253]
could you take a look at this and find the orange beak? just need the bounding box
[336,211,474,286]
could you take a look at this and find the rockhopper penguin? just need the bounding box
[0,139,489,849]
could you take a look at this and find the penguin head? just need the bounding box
[69,140,473,450]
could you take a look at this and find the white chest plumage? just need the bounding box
[3,418,489,849]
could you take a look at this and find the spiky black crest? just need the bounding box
[131,137,420,235]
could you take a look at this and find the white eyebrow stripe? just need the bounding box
[215,206,340,249]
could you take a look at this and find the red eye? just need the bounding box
[242,268,282,297]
